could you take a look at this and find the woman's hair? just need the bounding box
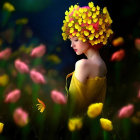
[62,2,113,47]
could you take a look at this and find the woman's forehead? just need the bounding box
[70,36,78,41]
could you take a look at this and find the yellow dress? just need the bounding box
[66,71,106,116]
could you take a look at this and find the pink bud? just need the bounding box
[5,89,21,103]
[13,108,28,127]
[0,48,11,60]
[92,21,99,31]
[30,69,46,84]
[137,89,140,99]
[118,104,134,118]
[135,38,140,51]
[30,44,46,58]
[14,59,29,73]
[51,90,67,104]
[81,6,90,9]
[110,49,125,61]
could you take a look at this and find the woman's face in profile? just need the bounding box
[70,37,90,55]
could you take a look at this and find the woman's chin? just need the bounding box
[76,52,82,55]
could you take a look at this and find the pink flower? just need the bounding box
[81,6,90,9]
[30,44,46,58]
[14,59,29,73]
[137,89,140,99]
[92,21,99,31]
[30,69,46,84]
[5,89,21,103]
[110,49,125,61]
[51,90,67,104]
[13,108,28,127]
[118,104,134,118]
[135,38,140,51]
[0,48,11,60]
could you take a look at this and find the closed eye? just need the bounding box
[74,39,78,42]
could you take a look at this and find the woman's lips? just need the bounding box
[74,49,77,52]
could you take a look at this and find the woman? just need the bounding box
[62,2,113,116]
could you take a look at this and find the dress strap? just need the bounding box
[65,72,74,96]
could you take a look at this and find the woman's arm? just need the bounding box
[74,59,89,83]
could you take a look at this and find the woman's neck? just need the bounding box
[84,47,100,59]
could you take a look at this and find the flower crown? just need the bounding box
[62,2,113,46]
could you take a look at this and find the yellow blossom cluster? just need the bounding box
[3,2,15,12]
[0,74,9,86]
[62,2,113,46]
[87,103,103,118]
[16,18,28,25]
[68,117,83,131]
[100,118,113,131]
[0,122,4,133]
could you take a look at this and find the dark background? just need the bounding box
[0,0,140,139]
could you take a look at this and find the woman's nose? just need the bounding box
[71,42,74,48]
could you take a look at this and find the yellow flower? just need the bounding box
[83,19,87,24]
[87,103,103,118]
[36,98,46,113]
[99,19,103,25]
[103,7,107,14]
[78,27,81,31]
[89,34,94,40]
[62,33,67,40]
[79,8,84,13]
[103,40,107,45]
[65,16,69,22]
[89,40,95,45]
[93,18,98,23]
[91,28,95,33]
[87,19,92,24]
[96,10,100,15]
[0,74,9,86]
[70,28,74,33]
[3,2,15,12]
[99,30,103,35]
[65,10,69,15]
[82,13,86,19]
[92,7,96,12]
[88,2,94,8]
[76,33,80,37]
[0,122,4,134]
[61,26,66,32]
[96,6,100,11]
[16,18,28,25]
[100,118,113,131]
[68,22,73,27]
[47,54,61,64]
[95,34,99,38]
[82,38,86,42]
[78,18,82,24]
[102,24,105,29]
[75,24,79,29]
[105,18,108,23]
[83,8,87,12]
[88,12,92,17]
[68,117,83,131]
[88,25,93,31]
[92,13,97,19]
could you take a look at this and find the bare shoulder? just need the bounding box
[75,59,88,69]
[74,59,89,83]
[91,59,107,77]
